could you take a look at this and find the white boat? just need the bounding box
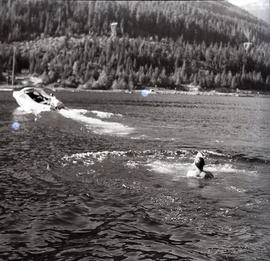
[13,87,64,113]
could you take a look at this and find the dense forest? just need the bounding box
[0,0,269,91]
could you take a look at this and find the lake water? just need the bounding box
[0,91,270,260]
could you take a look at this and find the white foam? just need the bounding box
[14,105,44,116]
[130,134,150,140]
[62,151,128,165]
[91,110,122,118]
[202,150,226,157]
[215,140,224,143]
[125,160,140,169]
[62,150,257,181]
[146,160,256,181]
[207,163,245,173]
[59,109,133,136]
[227,185,246,193]
[71,109,88,114]
[13,107,31,115]
[146,160,190,177]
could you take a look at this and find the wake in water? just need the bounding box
[14,106,133,136]
[91,110,122,119]
[59,108,133,136]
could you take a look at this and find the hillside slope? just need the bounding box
[229,0,270,24]
[0,0,269,91]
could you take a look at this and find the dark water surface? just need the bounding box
[0,91,270,260]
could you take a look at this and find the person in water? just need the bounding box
[187,152,214,179]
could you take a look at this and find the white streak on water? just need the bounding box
[62,151,128,165]
[227,186,246,193]
[70,109,88,114]
[125,160,140,169]
[202,150,226,157]
[16,105,46,116]
[13,107,31,115]
[146,160,190,178]
[91,110,122,118]
[207,164,246,173]
[59,109,133,136]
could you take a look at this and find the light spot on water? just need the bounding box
[12,121,20,131]
[141,89,150,97]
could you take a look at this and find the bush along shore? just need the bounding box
[0,1,269,92]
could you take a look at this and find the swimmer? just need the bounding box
[187,152,214,179]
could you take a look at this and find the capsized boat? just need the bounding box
[13,87,65,112]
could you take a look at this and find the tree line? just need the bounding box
[1,1,269,44]
[0,0,269,91]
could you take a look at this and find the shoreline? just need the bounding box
[0,84,268,98]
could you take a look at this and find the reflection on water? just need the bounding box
[0,92,270,260]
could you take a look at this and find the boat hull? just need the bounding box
[13,87,63,113]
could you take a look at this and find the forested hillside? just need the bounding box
[0,0,269,91]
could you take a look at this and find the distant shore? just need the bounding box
[1,83,268,98]
[0,84,14,91]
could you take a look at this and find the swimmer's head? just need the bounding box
[194,152,205,171]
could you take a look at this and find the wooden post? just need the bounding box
[110,22,118,38]
[12,46,16,87]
